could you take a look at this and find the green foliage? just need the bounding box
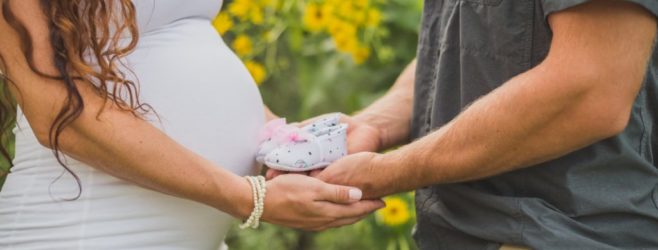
[219,0,423,121]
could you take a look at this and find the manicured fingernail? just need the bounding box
[349,188,362,201]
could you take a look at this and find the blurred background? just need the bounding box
[0,0,423,249]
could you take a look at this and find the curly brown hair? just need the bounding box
[0,0,150,198]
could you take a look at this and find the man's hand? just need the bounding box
[265,113,382,179]
[330,113,383,154]
[313,152,395,199]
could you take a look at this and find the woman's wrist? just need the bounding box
[222,175,254,220]
[238,176,266,229]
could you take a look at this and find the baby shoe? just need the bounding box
[256,114,340,163]
[263,124,348,172]
[302,114,341,134]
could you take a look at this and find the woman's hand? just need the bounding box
[260,174,385,231]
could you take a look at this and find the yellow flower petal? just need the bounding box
[228,0,251,20]
[354,0,369,9]
[328,20,356,37]
[244,60,267,85]
[259,0,277,8]
[232,35,253,57]
[212,12,233,35]
[333,33,358,53]
[352,11,367,26]
[352,46,370,64]
[250,7,264,25]
[303,3,325,32]
[338,2,355,18]
[366,9,382,27]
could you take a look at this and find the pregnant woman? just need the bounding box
[0,0,382,249]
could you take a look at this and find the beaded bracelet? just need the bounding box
[239,176,266,229]
[253,176,266,228]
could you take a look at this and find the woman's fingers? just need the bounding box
[263,174,384,230]
[304,200,385,231]
[309,169,323,177]
[317,199,385,219]
[308,214,370,231]
[265,168,316,180]
[265,169,280,180]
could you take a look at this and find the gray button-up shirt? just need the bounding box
[410,1,658,249]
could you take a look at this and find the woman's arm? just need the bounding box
[0,0,382,229]
[0,0,253,218]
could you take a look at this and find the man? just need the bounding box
[269,0,658,248]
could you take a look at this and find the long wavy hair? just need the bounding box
[0,0,149,198]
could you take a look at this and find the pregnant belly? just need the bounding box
[126,19,265,176]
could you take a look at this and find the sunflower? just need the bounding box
[303,3,325,32]
[376,197,411,227]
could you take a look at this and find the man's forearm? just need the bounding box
[351,2,658,198]
[354,59,416,150]
[368,68,628,196]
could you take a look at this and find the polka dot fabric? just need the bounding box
[263,124,348,172]
[256,115,340,163]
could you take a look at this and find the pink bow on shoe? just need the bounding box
[258,118,287,143]
[258,118,312,144]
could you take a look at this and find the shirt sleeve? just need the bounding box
[541,0,658,18]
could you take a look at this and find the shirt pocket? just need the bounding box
[443,0,534,70]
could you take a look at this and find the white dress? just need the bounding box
[0,0,265,249]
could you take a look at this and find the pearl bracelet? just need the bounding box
[239,176,266,229]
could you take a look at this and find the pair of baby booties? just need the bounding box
[256,115,348,172]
